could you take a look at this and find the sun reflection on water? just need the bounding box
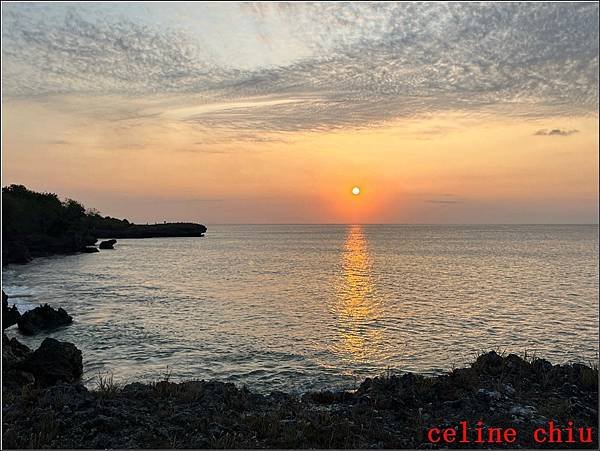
[332,225,383,362]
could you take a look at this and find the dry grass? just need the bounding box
[96,372,121,399]
[27,410,58,448]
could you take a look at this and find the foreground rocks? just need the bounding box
[17,337,83,387]
[99,239,117,249]
[2,334,34,390]
[17,304,73,335]
[2,290,21,329]
[3,335,82,391]
[1,349,597,448]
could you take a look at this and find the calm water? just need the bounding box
[2,225,599,393]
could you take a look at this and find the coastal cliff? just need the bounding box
[2,185,206,265]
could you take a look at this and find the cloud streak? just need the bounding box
[533,129,580,136]
[2,2,598,132]
[426,200,463,204]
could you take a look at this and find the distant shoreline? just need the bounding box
[2,185,207,266]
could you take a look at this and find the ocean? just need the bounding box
[2,225,598,393]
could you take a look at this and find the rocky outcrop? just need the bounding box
[3,335,83,391]
[2,334,31,366]
[1,351,597,448]
[2,333,34,390]
[17,304,73,335]
[94,222,206,239]
[17,337,83,387]
[81,246,99,253]
[2,290,21,329]
[99,239,117,249]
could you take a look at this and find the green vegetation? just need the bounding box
[2,184,97,263]
[96,372,121,399]
[2,184,206,264]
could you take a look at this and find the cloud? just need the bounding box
[2,2,598,132]
[533,129,580,136]
[425,200,464,204]
[424,193,465,204]
[48,139,72,145]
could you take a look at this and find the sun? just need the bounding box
[352,186,360,196]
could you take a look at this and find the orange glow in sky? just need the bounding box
[2,3,598,224]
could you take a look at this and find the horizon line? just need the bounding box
[200,223,600,226]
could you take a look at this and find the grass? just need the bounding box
[27,410,58,448]
[96,371,121,399]
[5,350,596,449]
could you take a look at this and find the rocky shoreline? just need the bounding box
[2,327,597,448]
[1,261,598,449]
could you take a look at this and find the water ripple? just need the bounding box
[3,224,598,393]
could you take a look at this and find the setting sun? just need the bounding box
[1,3,598,449]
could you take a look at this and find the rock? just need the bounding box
[17,304,73,335]
[505,353,532,375]
[477,388,502,402]
[40,383,95,409]
[509,404,538,419]
[2,290,21,329]
[2,333,32,368]
[99,239,117,249]
[2,333,34,389]
[305,390,337,404]
[81,246,99,253]
[1,349,598,449]
[3,368,35,391]
[501,383,516,396]
[532,358,553,375]
[472,350,504,376]
[18,337,83,386]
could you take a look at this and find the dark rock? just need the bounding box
[2,333,34,389]
[18,337,83,386]
[99,239,117,249]
[476,388,502,402]
[40,383,95,410]
[81,246,99,253]
[306,390,337,404]
[2,333,32,369]
[472,350,504,376]
[3,290,21,329]
[1,350,598,449]
[17,304,73,335]
[532,358,553,375]
[3,368,35,391]
[505,353,532,375]
[121,382,149,396]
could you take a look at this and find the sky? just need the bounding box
[2,2,599,224]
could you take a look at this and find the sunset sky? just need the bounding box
[2,2,598,224]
